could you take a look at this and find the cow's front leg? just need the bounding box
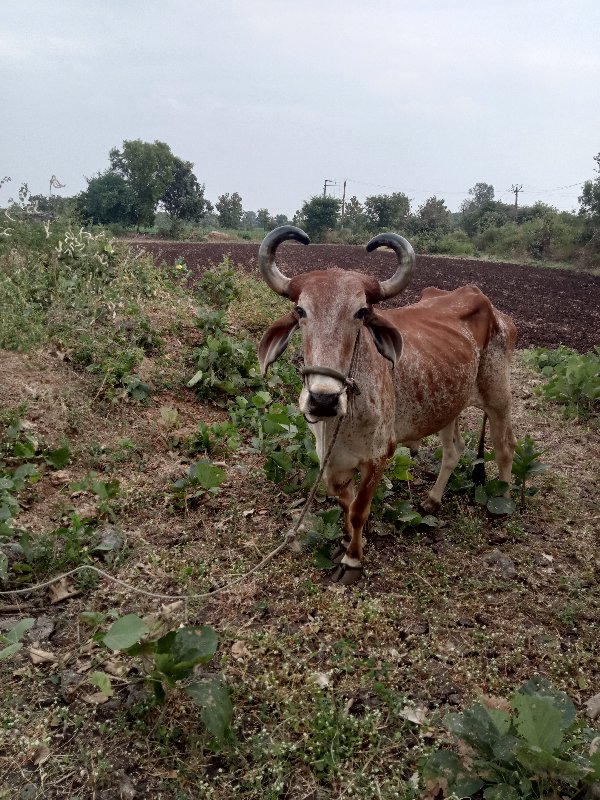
[327,472,355,563]
[331,459,387,585]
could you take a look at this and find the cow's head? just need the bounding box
[257,226,415,420]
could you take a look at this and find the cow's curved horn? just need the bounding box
[258,225,310,296]
[366,233,415,300]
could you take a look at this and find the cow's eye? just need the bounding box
[354,307,370,320]
[295,306,307,318]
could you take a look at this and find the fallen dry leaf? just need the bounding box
[29,647,57,665]
[49,578,79,604]
[82,691,111,705]
[30,744,50,766]
[312,671,330,688]
[160,600,184,619]
[103,659,129,678]
[399,704,428,725]
[231,640,251,660]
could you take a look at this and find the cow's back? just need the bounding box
[381,285,503,439]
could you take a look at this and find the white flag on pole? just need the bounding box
[50,175,66,189]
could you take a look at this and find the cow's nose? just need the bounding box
[307,391,340,417]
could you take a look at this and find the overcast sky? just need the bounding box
[2,0,599,216]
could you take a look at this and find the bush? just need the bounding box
[434,230,476,256]
[522,346,600,419]
[422,676,600,798]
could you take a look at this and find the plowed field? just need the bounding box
[132,240,600,352]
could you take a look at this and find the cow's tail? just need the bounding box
[472,413,488,486]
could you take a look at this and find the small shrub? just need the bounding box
[195,256,239,309]
[89,614,233,742]
[522,346,600,419]
[422,676,600,798]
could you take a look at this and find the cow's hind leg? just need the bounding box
[331,459,387,585]
[421,419,464,514]
[486,406,516,488]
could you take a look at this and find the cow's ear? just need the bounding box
[365,311,403,366]
[258,312,299,375]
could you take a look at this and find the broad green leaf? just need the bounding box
[317,508,342,526]
[511,693,563,752]
[45,445,71,469]
[485,479,510,496]
[103,614,149,651]
[422,749,484,797]
[444,705,505,760]
[487,708,511,736]
[487,496,516,515]
[13,441,37,459]
[170,626,219,667]
[250,391,271,408]
[13,463,40,486]
[314,547,335,570]
[185,679,233,740]
[3,617,35,644]
[515,742,588,780]
[125,640,158,657]
[188,462,226,490]
[517,676,576,727]
[0,642,23,661]
[80,611,107,628]
[19,532,33,561]
[89,671,113,696]
[474,485,489,506]
[187,369,204,387]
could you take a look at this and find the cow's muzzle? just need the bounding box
[307,391,341,418]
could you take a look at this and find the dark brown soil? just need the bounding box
[131,240,600,352]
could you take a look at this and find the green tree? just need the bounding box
[109,139,176,229]
[343,196,368,233]
[273,213,290,227]
[296,196,340,241]
[415,196,451,234]
[363,192,410,232]
[76,171,136,226]
[216,192,243,229]
[161,157,212,233]
[461,182,495,213]
[579,152,600,230]
[256,208,275,230]
[241,210,258,229]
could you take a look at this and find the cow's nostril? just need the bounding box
[308,392,339,417]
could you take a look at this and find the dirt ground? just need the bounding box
[1,253,599,798]
[131,240,600,353]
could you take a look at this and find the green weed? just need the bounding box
[422,676,600,798]
[522,346,600,419]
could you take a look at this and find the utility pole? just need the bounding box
[509,184,523,218]
[340,179,347,226]
[323,179,337,197]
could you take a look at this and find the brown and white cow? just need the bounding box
[258,226,517,584]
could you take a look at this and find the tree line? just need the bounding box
[5,139,600,266]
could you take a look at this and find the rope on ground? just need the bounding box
[0,415,345,603]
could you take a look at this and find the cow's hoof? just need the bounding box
[420,496,441,514]
[331,537,351,564]
[329,563,364,585]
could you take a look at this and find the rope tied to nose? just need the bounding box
[300,331,362,397]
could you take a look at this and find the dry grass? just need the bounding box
[0,330,599,798]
